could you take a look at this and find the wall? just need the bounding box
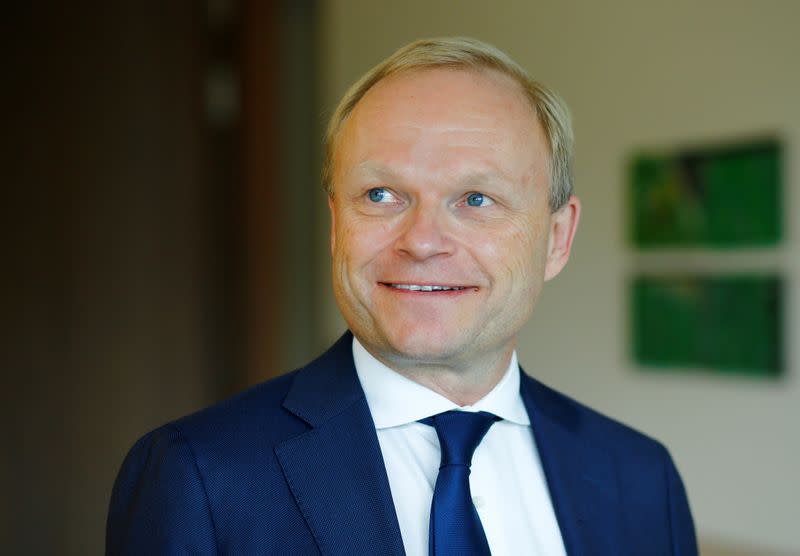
[3,5,215,554]
[317,1,800,553]
[3,3,322,553]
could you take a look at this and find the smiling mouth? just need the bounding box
[380,283,475,292]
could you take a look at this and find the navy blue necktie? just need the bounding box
[423,410,500,556]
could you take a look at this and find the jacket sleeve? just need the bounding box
[663,448,698,556]
[106,425,219,555]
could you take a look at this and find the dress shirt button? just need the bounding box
[472,495,485,509]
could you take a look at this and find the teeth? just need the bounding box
[389,284,466,291]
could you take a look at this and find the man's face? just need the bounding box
[329,67,578,369]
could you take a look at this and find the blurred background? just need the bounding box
[3,1,798,554]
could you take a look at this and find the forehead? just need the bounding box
[355,66,534,124]
[335,67,546,182]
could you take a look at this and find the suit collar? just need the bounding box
[281,331,365,427]
[277,331,405,555]
[520,370,623,556]
[278,334,623,556]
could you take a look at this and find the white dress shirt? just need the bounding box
[352,338,567,556]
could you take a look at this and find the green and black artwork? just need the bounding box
[629,139,782,248]
[631,275,783,377]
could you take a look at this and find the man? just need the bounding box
[107,37,697,555]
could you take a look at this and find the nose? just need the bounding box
[393,203,456,261]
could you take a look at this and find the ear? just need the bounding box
[543,195,581,282]
[328,195,336,255]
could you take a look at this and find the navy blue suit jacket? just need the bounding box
[107,332,697,555]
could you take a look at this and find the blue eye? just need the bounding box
[466,192,489,207]
[368,188,386,202]
[366,187,399,204]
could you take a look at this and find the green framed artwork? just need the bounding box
[631,274,783,377]
[629,139,782,248]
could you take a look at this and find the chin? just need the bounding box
[383,327,468,363]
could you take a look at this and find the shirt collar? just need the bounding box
[352,336,530,429]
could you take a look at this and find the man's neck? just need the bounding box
[365,345,515,407]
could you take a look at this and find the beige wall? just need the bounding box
[317,1,800,553]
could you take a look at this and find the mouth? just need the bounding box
[379,282,477,293]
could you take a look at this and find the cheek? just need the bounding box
[472,218,546,277]
[334,217,396,270]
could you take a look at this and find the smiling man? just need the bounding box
[107,38,697,555]
[328,60,575,409]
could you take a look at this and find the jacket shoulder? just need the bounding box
[107,368,323,554]
[521,371,669,460]
[170,369,305,445]
[521,372,698,553]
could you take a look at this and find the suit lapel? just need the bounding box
[275,335,624,555]
[520,371,623,556]
[275,333,405,556]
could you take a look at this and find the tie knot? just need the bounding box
[426,410,499,467]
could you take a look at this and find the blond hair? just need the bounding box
[323,37,574,211]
